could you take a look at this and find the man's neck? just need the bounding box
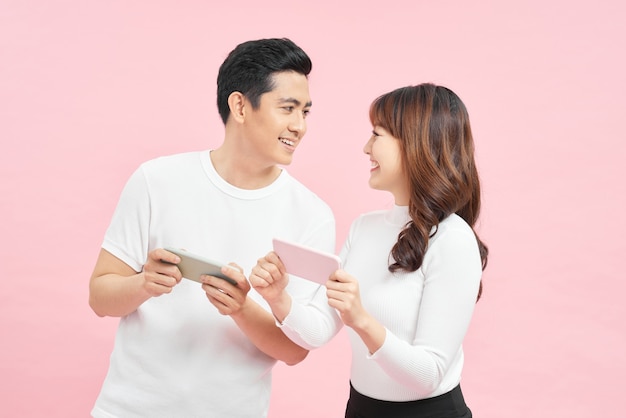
[209,147,282,190]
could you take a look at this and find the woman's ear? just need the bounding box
[227,91,246,124]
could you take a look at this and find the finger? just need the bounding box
[202,282,230,298]
[205,293,233,315]
[202,275,248,300]
[325,288,346,303]
[226,262,244,274]
[266,251,287,275]
[250,265,274,286]
[143,273,179,296]
[146,271,178,288]
[148,260,183,281]
[219,265,244,286]
[249,272,270,288]
[260,258,285,281]
[152,248,181,265]
[329,269,349,283]
[326,297,342,311]
[144,251,182,280]
[202,275,231,290]
[203,283,244,308]
[325,276,347,291]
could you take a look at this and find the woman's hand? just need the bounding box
[249,251,292,323]
[326,269,386,354]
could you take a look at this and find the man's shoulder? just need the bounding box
[132,151,207,188]
[141,151,204,170]
[135,151,205,179]
[282,174,332,210]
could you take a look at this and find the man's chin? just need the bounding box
[277,154,294,166]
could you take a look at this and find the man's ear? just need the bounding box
[227,92,246,123]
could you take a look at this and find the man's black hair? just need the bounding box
[216,38,312,124]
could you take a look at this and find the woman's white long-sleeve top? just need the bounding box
[280,205,483,401]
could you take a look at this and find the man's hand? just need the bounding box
[201,263,251,316]
[89,247,183,318]
[142,248,184,296]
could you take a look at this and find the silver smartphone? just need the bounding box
[164,247,236,285]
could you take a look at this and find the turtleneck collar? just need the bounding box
[385,204,410,226]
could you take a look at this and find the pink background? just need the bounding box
[1,1,624,416]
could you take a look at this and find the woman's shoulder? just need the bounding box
[351,208,395,227]
[347,208,405,240]
[430,214,478,248]
[440,213,473,231]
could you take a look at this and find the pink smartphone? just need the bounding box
[272,238,342,285]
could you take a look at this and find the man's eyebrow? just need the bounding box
[277,97,313,107]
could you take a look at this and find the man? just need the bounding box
[89,38,335,418]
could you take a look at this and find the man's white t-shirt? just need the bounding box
[91,151,335,418]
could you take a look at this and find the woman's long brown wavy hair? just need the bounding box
[369,83,488,300]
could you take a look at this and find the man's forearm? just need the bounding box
[89,273,150,317]
[231,299,308,365]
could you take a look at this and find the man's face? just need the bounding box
[242,71,312,167]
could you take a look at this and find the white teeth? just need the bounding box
[371,161,379,168]
[280,138,295,146]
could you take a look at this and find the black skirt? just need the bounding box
[345,382,472,418]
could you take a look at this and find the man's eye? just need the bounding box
[303,109,311,118]
[283,106,294,112]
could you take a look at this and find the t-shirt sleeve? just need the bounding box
[101,166,151,272]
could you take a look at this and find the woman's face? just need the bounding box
[363,125,410,205]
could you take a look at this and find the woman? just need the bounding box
[251,83,488,417]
